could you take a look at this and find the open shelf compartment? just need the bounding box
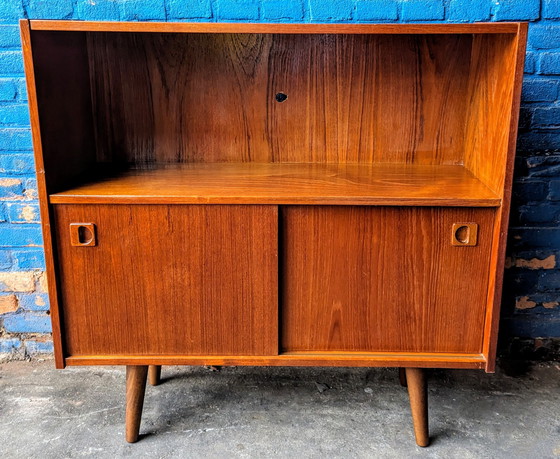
[49,163,500,206]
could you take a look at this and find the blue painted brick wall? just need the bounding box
[1,0,559,359]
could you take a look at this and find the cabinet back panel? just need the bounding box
[87,33,473,165]
[281,206,495,354]
[53,205,278,356]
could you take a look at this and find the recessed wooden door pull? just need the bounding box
[70,223,96,247]
[451,223,478,246]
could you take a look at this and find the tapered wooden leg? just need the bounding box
[125,365,148,443]
[148,365,162,386]
[398,367,407,387]
[405,368,429,447]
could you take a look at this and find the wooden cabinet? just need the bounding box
[21,20,527,446]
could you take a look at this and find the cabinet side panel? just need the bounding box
[20,21,65,367]
[281,206,495,354]
[53,205,278,356]
[483,25,527,371]
[464,34,518,195]
[29,30,97,191]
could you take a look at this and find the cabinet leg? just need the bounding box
[125,365,148,443]
[405,368,429,447]
[148,365,162,386]
[398,367,407,387]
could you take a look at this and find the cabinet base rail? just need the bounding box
[124,365,430,447]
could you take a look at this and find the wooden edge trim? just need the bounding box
[19,20,66,369]
[29,20,523,34]
[48,195,502,207]
[483,22,528,373]
[66,353,486,369]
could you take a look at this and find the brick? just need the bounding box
[355,0,398,21]
[526,156,560,176]
[0,25,21,48]
[522,78,559,103]
[0,293,18,313]
[6,202,40,223]
[509,228,560,250]
[532,107,560,128]
[25,0,74,19]
[448,0,491,22]
[529,25,560,50]
[18,293,48,311]
[518,106,532,131]
[118,0,167,21]
[76,0,120,21]
[308,0,353,21]
[217,0,260,20]
[538,53,560,75]
[512,180,548,203]
[0,338,22,354]
[538,270,560,291]
[0,250,12,269]
[16,78,27,101]
[2,312,51,333]
[0,153,35,174]
[502,316,560,338]
[508,254,556,270]
[524,52,536,74]
[0,104,30,125]
[516,296,536,310]
[517,131,560,152]
[167,0,212,19]
[0,224,43,247]
[401,0,444,21]
[0,271,35,292]
[23,177,37,199]
[493,0,540,21]
[0,0,24,23]
[0,50,24,74]
[548,180,560,201]
[543,0,560,19]
[0,129,33,150]
[261,0,304,21]
[0,178,23,199]
[37,271,48,292]
[12,249,45,270]
[24,338,53,354]
[518,203,560,224]
[0,78,17,101]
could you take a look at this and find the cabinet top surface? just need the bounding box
[27,20,525,34]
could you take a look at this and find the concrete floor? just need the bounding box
[0,360,559,458]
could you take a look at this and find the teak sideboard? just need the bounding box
[20,20,527,446]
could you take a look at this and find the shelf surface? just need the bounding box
[49,163,501,206]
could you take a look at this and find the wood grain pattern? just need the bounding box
[53,205,278,356]
[49,163,500,206]
[281,206,495,354]
[20,20,67,368]
[483,23,528,372]
[125,365,148,443]
[405,368,429,447]
[64,352,487,369]
[464,34,518,195]
[148,365,161,386]
[87,33,472,166]
[30,20,522,34]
